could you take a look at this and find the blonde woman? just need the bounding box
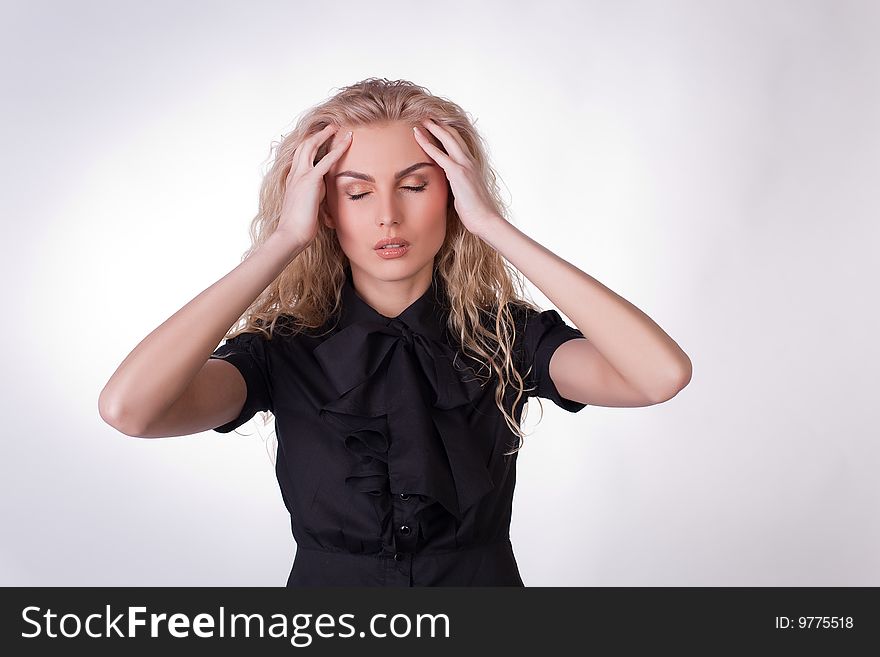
[99,78,692,587]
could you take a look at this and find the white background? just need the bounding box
[2,0,878,586]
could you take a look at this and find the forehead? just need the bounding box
[327,122,430,178]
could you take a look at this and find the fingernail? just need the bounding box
[346,131,352,139]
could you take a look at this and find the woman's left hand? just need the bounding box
[413,119,502,240]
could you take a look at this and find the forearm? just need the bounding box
[99,232,304,433]
[478,217,691,398]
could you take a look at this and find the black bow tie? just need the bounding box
[312,299,495,520]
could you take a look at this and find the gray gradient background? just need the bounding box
[2,0,877,586]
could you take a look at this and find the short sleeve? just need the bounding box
[517,307,588,413]
[208,331,273,433]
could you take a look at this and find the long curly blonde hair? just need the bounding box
[225,77,547,455]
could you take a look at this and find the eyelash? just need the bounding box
[346,185,427,201]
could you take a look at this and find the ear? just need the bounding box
[320,201,336,230]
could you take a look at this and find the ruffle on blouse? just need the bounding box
[312,316,494,521]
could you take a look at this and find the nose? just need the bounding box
[376,191,403,227]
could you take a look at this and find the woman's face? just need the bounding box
[323,121,449,281]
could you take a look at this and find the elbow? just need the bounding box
[650,361,692,405]
[98,390,144,437]
[675,356,692,390]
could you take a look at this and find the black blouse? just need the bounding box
[208,268,587,586]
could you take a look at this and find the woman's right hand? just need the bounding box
[275,124,352,249]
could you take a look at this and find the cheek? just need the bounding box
[422,185,449,215]
[426,207,448,244]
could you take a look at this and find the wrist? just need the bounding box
[263,231,307,265]
[473,214,507,244]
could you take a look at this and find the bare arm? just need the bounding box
[98,233,304,435]
[99,123,352,436]
[478,218,691,403]
[412,118,691,404]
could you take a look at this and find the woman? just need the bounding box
[99,77,692,586]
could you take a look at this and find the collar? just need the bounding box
[338,267,447,343]
[314,267,494,521]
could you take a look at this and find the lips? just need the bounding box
[374,237,410,250]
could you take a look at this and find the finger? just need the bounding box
[418,119,468,164]
[427,119,473,160]
[413,125,456,170]
[307,124,344,169]
[291,124,338,179]
[313,130,352,176]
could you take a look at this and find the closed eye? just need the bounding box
[347,185,427,201]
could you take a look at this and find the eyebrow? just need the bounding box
[333,162,436,183]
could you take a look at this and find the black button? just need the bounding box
[399,493,411,501]
[393,552,403,561]
[399,525,412,536]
